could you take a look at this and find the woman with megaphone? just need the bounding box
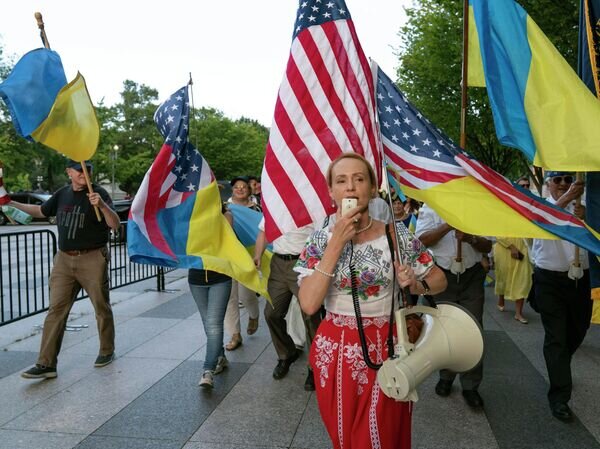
[295,154,447,449]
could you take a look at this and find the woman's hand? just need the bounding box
[394,261,417,290]
[330,209,361,244]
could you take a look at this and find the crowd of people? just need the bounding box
[9,157,593,449]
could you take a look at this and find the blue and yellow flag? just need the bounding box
[375,64,600,255]
[578,0,600,323]
[0,48,98,161]
[127,86,269,299]
[468,0,600,171]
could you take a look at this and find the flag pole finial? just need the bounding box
[34,12,51,49]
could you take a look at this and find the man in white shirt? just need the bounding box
[531,171,592,422]
[254,220,321,390]
[415,204,492,409]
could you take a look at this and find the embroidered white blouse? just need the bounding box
[294,220,435,317]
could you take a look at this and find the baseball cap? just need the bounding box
[66,159,93,171]
[544,170,573,180]
[230,175,250,186]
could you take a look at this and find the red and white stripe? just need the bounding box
[456,154,581,227]
[262,18,381,241]
[382,138,464,191]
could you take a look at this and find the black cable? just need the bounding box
[349,240,395,370]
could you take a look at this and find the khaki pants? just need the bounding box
[38,247,114,367]
[264,255,321,361]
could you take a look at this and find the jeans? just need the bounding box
[189,279,232,371]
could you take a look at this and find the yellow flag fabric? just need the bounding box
[468,0,600,170]
[31,73,99,161]
[467,6,486,87]
[187,181,270,299]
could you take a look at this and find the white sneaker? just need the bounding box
[198,370,214,388]
[214,356,229,375]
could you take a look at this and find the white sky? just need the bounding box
[0,0,411,126]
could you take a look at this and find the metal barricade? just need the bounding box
[0,230,56,325]
[1,223,172,326]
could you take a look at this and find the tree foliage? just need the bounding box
[396,0,579,179]
[0,48,268,196]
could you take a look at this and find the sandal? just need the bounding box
[247,317,259,335]
[225,333,243,351]
[514,316,528,324]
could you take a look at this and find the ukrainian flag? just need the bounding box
[468,0,600,171]
[0,48,98,161]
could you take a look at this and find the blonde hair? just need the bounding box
[326,153,377,188]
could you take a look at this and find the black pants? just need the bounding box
[534,267,592,405]
[436,264,485,390]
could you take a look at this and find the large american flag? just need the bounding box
[261,0,381,241]
[129,86,213,259]
[376,65,600,255]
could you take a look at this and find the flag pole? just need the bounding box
[370,59,415,309]
[34,12,51,49]
[34,12,101,221]
[455,0,472,276]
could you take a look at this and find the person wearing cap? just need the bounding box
[8,159,120,379]
[227,175,260,209]
[530,171,592,422]
[223,175,262,350]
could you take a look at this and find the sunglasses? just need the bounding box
[550,175,573,185]
[518,183,530,188]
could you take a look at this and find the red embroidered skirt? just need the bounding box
[310,312,412,449]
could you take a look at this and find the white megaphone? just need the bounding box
[377,302,483,402]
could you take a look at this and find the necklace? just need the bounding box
[356,217,373,234]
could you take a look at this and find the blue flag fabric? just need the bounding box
[0,49,67,138]
[578,0,600,320]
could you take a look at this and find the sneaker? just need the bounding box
[199,370,214,389]
[94,353,115,367]
[214,355,229,374]
[21,364,57,379]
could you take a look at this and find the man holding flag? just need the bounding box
[531,171,592,422]
[9,159,120,379]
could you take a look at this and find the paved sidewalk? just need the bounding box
[0,270,599,449]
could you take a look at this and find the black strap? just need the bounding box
[350,227,396,371]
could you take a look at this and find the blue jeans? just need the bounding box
[189,280,232,371]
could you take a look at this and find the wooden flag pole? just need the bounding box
[573,172,584,270]
[34,12,101,221]
[34,12,51,49]
[456,0,471,271]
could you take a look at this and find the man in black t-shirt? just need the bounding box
[8,159,121,379]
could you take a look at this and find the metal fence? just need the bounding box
[0,223,171,326]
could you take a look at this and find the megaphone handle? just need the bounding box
[395,308,410,347]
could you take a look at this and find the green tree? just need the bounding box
[190,108,267,181]
[108,80,162,195]
[396,0,578,179]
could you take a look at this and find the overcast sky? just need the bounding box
[0,0,412,126]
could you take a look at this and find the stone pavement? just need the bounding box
[0,269,599,449]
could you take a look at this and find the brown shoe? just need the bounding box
[225,333,243,351]
[247,317,259,335]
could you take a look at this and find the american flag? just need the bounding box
[129,86,213,259]
[375,65,600,255]
[261,0,381,242]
